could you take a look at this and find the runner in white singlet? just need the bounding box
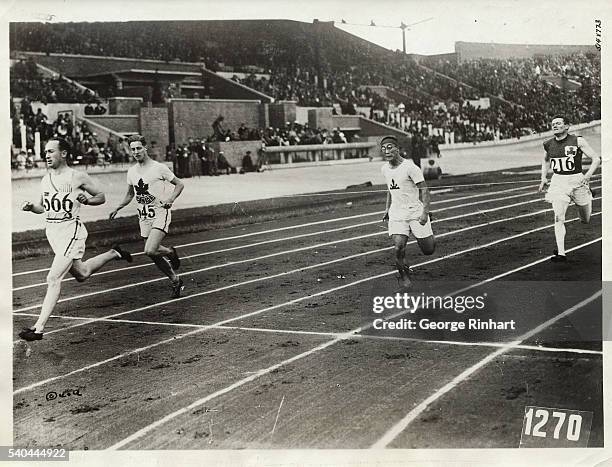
[110,135,185,298]
[380,135,436,289]
[19,138,133,341]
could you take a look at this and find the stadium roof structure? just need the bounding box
[75,68,204,92]
[75,69,202,79]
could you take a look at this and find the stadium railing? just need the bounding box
[262,142,377,165]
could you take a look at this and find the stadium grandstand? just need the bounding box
[9,20,600,171]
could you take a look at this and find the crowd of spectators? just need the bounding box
[426,53,601,132]
[170,120,355,177]
[206,117,351,146]
[11,21,315,68]
[10,21,600,146]
[11,58,100,104]
[11,97,131,169]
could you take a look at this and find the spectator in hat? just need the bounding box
[212,115,230,142]
[218,151,235,175]
[240,150,257,173]
[25,149,35,170]
[16,150,27,170]
[208,146,219,175]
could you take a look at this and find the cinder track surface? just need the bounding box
[12,165,603,450]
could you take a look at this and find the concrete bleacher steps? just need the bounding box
[361,85,435,102]
[15,51,274,103]
[414,61,522,108]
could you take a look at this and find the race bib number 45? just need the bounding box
[520,406,593,448]
[137,205,155,219]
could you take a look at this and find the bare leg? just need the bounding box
[156,244,173,255]
[392,234,411,288]
[69,249,120,282]
[145,229,179,283]
[32,255,74,332]
[416,235,436,256]
[552,201,569,256]
[577,202,592,224]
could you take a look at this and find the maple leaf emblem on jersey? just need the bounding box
[390,178,400,190]
[134,178,156,204]
[134,178,149,195]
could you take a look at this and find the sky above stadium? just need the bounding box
[3,0,610,55]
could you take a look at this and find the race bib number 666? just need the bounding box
[520,406,593,448]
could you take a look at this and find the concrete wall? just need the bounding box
[331,115,361,130]
[202,69,273,102]
[210,140,263,168]
[168,98,266,145]
[308,108,334,130]
[269,101,297,128]
[441,121,600,152]
[86,115,140,133]
[358,116,412,148]
[79,117,127,144]
[140,107,169,150]
[296,107,319,124]
[108,97,143,115]
[437,122,600,175]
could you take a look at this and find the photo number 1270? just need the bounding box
[520,406,593,448]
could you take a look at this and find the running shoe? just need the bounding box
[112,244,133,263]
[19,328,43,341]
[551,249,567,263]
[171,278,184,299]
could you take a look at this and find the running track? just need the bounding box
[12,174,603,449]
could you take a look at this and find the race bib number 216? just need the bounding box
[550,157,575,172]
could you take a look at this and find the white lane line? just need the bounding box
[12,219,382,292]
[107,336,346,449]
[12,195,564,313]
[149,183,545,250]
[11,191,549,305]
[15,184,545,291]
[11,182,545,278]
[282,178,572,194]
[371,290,602,448]
[216,326,602,356]
[14,313,204,329]
[14,209,601,340]
[107,248,603,450]
[13,178,601,286]
[13,213,600,391]
[13,188,602,310]
[15,310,602,356]
[13,187,553,292]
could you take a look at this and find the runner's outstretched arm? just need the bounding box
[22,195,45,214]
[109,185,135,219]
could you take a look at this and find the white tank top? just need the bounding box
[40,168,83,224]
